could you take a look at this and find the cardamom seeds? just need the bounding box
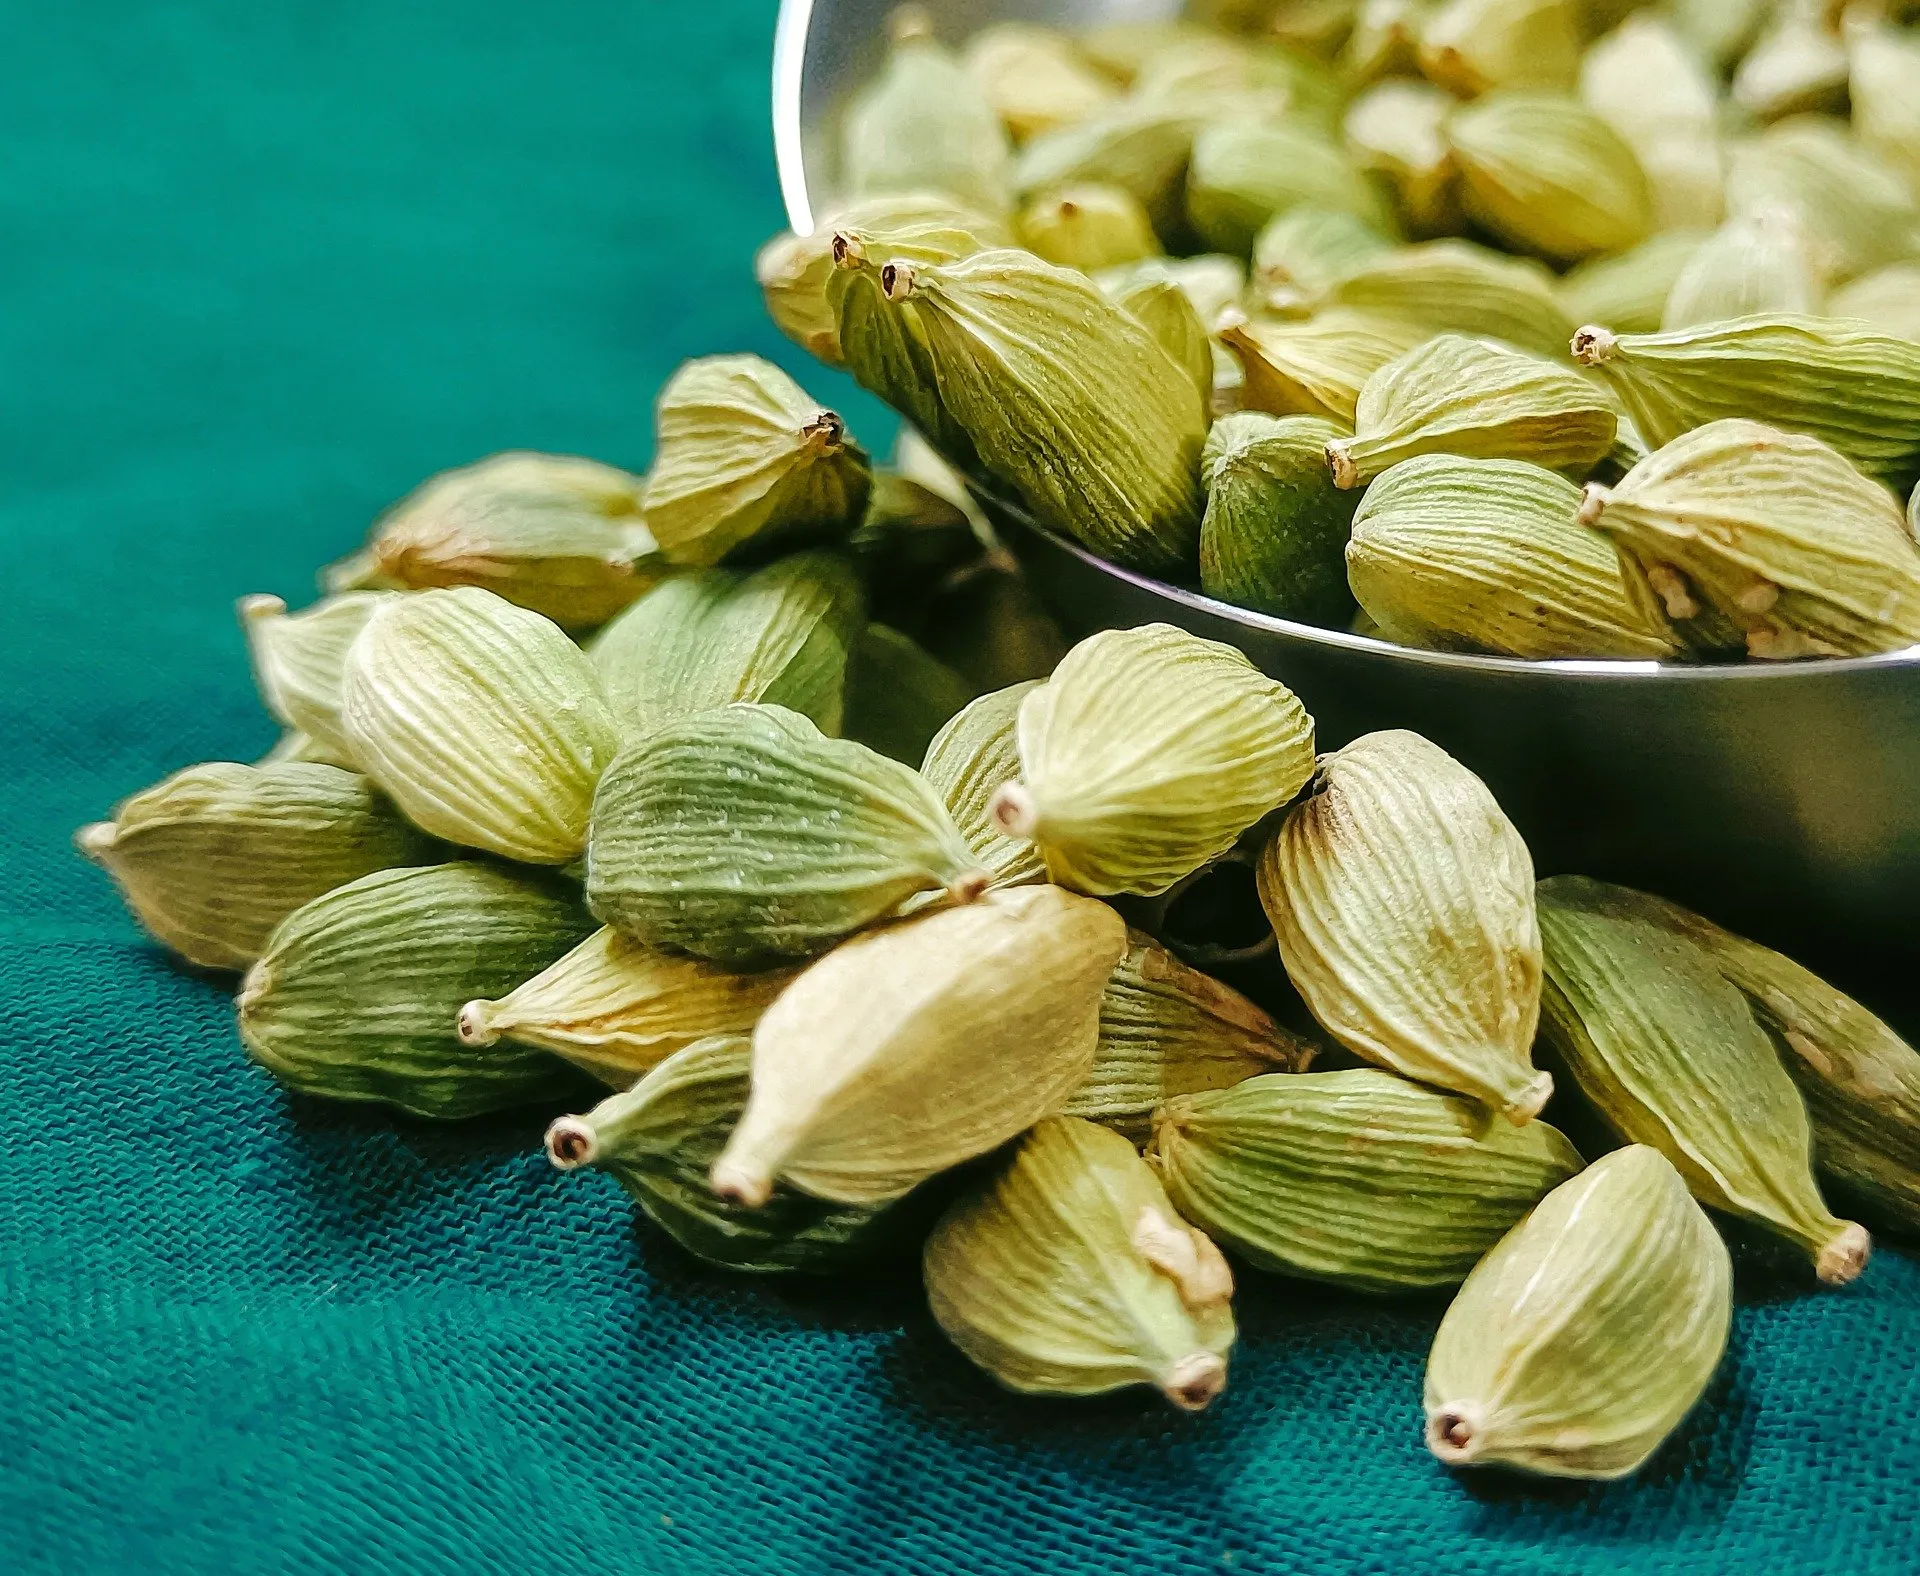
[1661,208,1821,330]
[1343,81,1462,240]
[1323,239,1575,359]
[1017,182,1159,272]
[240,590,398,766]
[1558,230,1709,336]
[841,621,977,765]
[1186,119,1395,258]
[1217,306,1430,425]
[920,681,1048,889]
[1417,0,1581,98]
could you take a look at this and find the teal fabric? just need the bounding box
[3,4,1915,1572]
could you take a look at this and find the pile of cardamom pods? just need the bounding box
[756,0,1920,661]
[76,0,1920,1491]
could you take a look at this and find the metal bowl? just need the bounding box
[773,0,1920,1006]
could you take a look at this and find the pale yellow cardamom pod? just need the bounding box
[1558,230,1709,337]
[1418,0,1581,98]
[1217,307,1431,426]
[1016,181,1159,272]
[961,22,1114,144]
[919,681,1048,889]
[1324,239,1576,360]
[240,590,399,766]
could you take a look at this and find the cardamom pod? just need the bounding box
[587,703,986,966]
[1343,81,1462,240]
[1259,730,1552,1124]
[1200,411,1360,625]
[1217,307,1430,425]
[923,1115,1235,1409]
[920,682,1048,889]
[1149,1068,1581,1292]
[341,586,619,863]
[1323,240,1575,359]
[1326,334,1617,490]
[1830,262,1920,343]
[77,761,435,971]
[1851,22,1920,200]
[1424,1145,1732,1480]
[456,927,798,1089]
[1012,100,1202,241]
[1578,14,1725,232]
[1017,182,1159,272]
[1133,33,1344,134]
[1249,207,1394,317]
[710,885,1127,1206]
[1732,13,1850,124]
[1347,455,1677,659]
[1103,271,1214,417]
[237,862,594,1119]
[1417,0,1580,97]
[962,22,1114,144]
[992,623,1316,898]
[240,590,398,766]
[1186,119,1395,258]
[1558,230,1709,336]
[1093,253,1248,330]
[543,1035,897,1273]
[1579,418,1920,659]
[842,621,977,765]
[365,452,659,630]
[644,355,873,568]
[1725,117,1919,286]
[1661,209,1821,331]
[1535,883,1870,1283]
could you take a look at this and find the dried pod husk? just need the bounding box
[1186,119,1395,257]
[77,762,435,971]
[1579,418,1920,658]
[1725,118,1920,287]
[994,623,1317,898]
[1579,14,1725,233]
[1218,307,1430,424]
[1662,209,1822,331]
[846,471,987,629]
[1347,455,1678,659]
[1830,262,1920,343]
[920,682,1048,889]
[644,355,873,568]
[1105,273,1215,417]
[712,886,1126,1207]
[841,15,1012,214]
[842,621,978,765]
[1416,0,1579,97]
[1094,253,1248,328]
[1445,92,1654,265]
[341,587,619,863]
[591,552,865,742]
[236,862,595,1119]
[1424,1145,1733,1480]
[1259,730,1551,1123]
[831,248,1206,575]
[1850,23,1920,200]
[1558,230,1710,335]
[1248,208,1393,321]
[1572,316,1920,493]
[1017,182,1160,271]
[1149,1069,1582,1292]
[240,591,398,766]
[916,561,1071,693]
[457,928,798,1089]
[1201,411,1360,625]
[587,703,986,967]
[962,22,1115,144]
[1537,882,1870,1281]
[1732,10,1850,124]
[1327,334,1618,490]
[1323,240,1575,359]
[365,452,659,630]
[923,1115,1236,1409]
[1012,100,1203,241]
[1343,81,1462,240]
[1072,934,1315,1140]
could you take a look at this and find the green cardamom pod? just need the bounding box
[1731,14,1850,124]
[1572,315,1920,493]
[1249,205,1395,317]
[1424,1145,1732,1480]
[588,551,865,741]
[1343,81,1463,240]
[587,703,987,966]
[1347,455,1677,659]
[1133,33,1344,133]
[1417,0,1580,98]
[992,623,1316,898]
[1324,239,1577,360]
[1259,730,1552,1124]
[1200,411,1360,625]
[1217,307,1430,425]
[1558,230,1709,336]
[543,1035,897,1274]
[1017,181,1159,272]
[77,761,435,971]
[1093,253,1247,330]
[1661,209,1821,331]
[364,452,660,630]
[1186,119,1395,258]
[841,621,978,765]
[1578,15,1725,232]
[1579,418,1920,659]
[341,586,619,863]
[1536,883,1870,1283]
[1851,23,1920,201]
[923,1115,1236,1409]
[711,885,1127,1207]
[1725,118,1919,286]
[1326,334,1618,490]
[1830,261,1920,343]
[920,681,1048,889]
[237,862,595,1119]
[456,927,798,1089]
[644,355,873,569]
[1103,271,1215,417]
[240,590,398,766]
[1149,1068,1581,1292]
[962,22,1115,144]
[1012,100,1202,241]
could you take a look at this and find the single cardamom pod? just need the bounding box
[923,1115,1235,1409]
[992,623,1316,898]
[543,1035,897,1274]
[1536,883,1870,1283]
[845,473,984,630]
[1347,455,1677,659]
[240,590,398,766]
[1661,208,1822,331]
[1578,14,1725,232]
[1572,316,1920,493]
[1850,23,1920,200]
[587,703,986,966]
[831,248,1206,575]
[1186,119,1395,258]
[1017,182,1159,272]
[644,355,873,568]
[1417,0,1580,97]
[77,761,435,971]
[842,621,978,765]
[1260,730,1552,1124]
[1343,81,1462,240]
[1071,933,1315,1140]
[1103,271,1214,417]
[237,862,595,1119]
[1323,239,1575,359]
[1200,411,1360,625]
[1425,1145,1732,1480]
[1094,253,1247,330]
[1326,334,1618,490]
[1249,206,1395,317]
[589,551,865,741]
[1445,91,1654,265]
[920,682,1048,889]
[365,452,660,630]
[1579,418,1920,659]
[1724,118,1919,286]
[456,927,798,1089]
[1012,100,1202,241]
[1149,1068,1581,1292]
[1558,230,1709,336]
[1217,307,1430,425]
[841,8,1012,214]
[1830,261,1920,343]
[341,586,618,862]
[1732,12,1850,124]
[711,885,1127,1206]
[962,22,1114,144]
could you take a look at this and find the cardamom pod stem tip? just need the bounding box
[1570,326,1616,366]
[1426,1403,1484,1467]
[1326,440,1360,491]
[987,781,1040,841]
[1818,1223,1872,1287]
[710,1156,774,1209]
[1505,1071,1555,1126]
[75,821,116,862]
[881,261,917,302]
[948,869,994,904]
[545,1116,598,1170]
[1576,484,1610,528]
[802,411,848,453]
[1163,1352,1229,1413]
[237,961,270,1018]
[455,1000,500,1047]
[831,232,864,268]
